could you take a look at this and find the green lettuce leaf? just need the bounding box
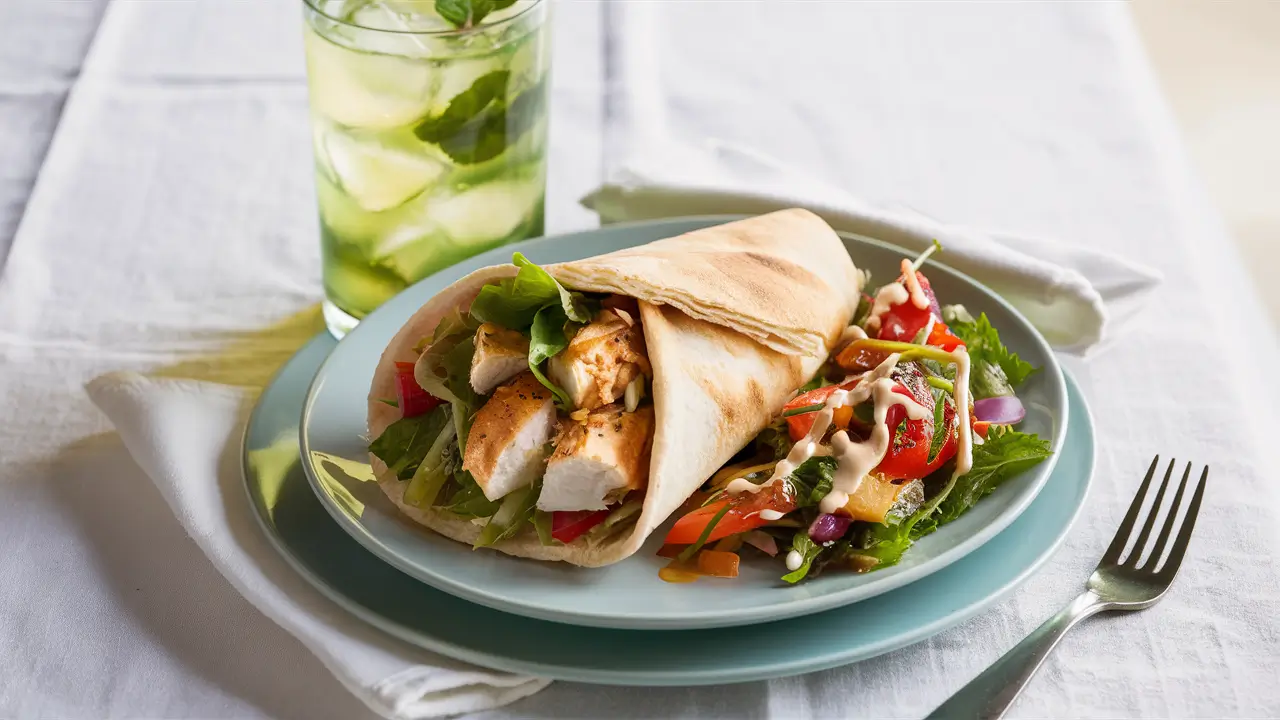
[368,406,452,480]
[948,313,1037,399]
[785,456,837,509]
[468,253,595,404]
[937,426,1052,523]
[470,252,591,329]
[527,304,576,408]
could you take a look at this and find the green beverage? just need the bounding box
[301,0,550,336]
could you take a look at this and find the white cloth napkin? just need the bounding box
[85,372,550,720]
[584,146,1161,357]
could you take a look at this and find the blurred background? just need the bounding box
[1132,0,1279,326]
[0,1,1274,326]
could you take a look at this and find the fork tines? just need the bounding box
[1101,456,1208,578]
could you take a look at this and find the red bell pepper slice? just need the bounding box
[551,509,610,544]
[393,361,443,418]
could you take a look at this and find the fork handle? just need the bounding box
[926,591,1107,720]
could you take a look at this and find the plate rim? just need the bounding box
[243,334,1095,685]
[299,216,1069,630]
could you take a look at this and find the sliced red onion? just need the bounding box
[974,396,1026,425]
[742,531,778,557]
[808,513,852,544]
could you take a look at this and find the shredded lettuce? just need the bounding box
[368,405,452,480]
[475,479,541,547]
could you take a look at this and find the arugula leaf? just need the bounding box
[785,456,837,509]
[528,304,575,408]
[433,0,517,29]
[937,427,1051,523]
[948,313,1037,398]
[781,531,824,584]
[926,388,949,464]
[369,407,451,480]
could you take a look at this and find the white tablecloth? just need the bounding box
[0,1,1276,718]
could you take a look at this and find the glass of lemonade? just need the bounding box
[301,0,550,337]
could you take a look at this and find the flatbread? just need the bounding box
[367,209,860,566]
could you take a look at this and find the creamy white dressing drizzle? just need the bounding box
[838,324,869,348]
[728,354,927,505]
[784,550,803,571]
[900,258,930,310]
[728,346,977,518]
[864,283,908,334]
[820,379,930,513]
[950,347,974,478]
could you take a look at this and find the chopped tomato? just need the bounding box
[926,321,966,352]
[785,384,844,441]
[394,362,442,417]
[874,363,957,480]
[551,509,610,544]
[876,271,939,343]
[664,483,796,545]
[973,421,992,439]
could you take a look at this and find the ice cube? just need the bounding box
[348,2,452,55]
[371,210,452,281]
[431,178,544,245]
[426,53,510,116]
[303,23,433,129]
[322,128,446,212]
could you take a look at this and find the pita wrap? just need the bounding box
[368,209,861,566]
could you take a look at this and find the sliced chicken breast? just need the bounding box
[547,307,650,411]
[470,322,530,395]
[463,372,556,501]
[537,404,654,512]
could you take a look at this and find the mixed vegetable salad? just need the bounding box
[657,244,1053,584]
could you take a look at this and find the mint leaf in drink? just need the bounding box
[434,0,517,29]
[414,70,509,144]
[415,69,546,166]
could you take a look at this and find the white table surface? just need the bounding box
[0,1,1276,718]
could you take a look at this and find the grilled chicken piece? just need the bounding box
[469,322,530,395]
[537,404,654,512]
[547,307,650,411]
[463,373,556,501]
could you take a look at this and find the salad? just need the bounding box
[657,244,1053,583]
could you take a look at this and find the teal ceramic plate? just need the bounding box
[300,219,1069,630]
[246,335,1093,685]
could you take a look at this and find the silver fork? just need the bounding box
[926,456,1208,720]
